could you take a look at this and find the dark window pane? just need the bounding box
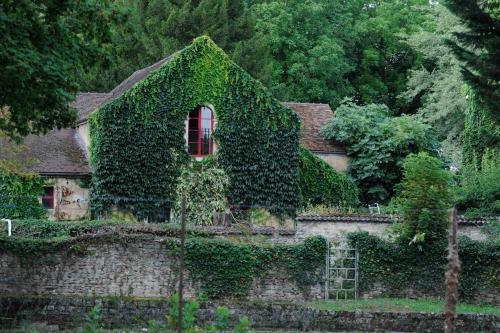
[189,108,199,118]
[189,118,198,130]
[188,130,199,142]
[188,142,198,155]
[42,187,54,209]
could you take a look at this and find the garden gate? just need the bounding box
[325,241,358,300]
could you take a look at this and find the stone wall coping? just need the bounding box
[296,213,497,226]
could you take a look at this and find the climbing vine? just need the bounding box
[298,146,359,208]
[0,163,45,219]
[89,36,301,218]
[184,235,327,298]
[348,231,499,302]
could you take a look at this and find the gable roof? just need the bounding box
[285,102,344,153]
[0,128,91,176]
[4,46,344,176]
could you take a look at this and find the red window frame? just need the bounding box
[188,106,214,157]
[42,186,54,209]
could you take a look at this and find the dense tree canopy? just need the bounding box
[321,100,437,203]
[0,0,116,139]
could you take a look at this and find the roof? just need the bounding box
[284,103,344,153]
[0,128,91,176]
[297,213,496,226]
[4,50,344,176]
[76,56,173,124]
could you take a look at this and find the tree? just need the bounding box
[443,0,499,167]
[399,5,467,165]
[321,99,437,203]
[443,0,499,112]
[394,152,452,245]
[0,0,116,139]
[81,0,267,92]
[251,0,357,107]
[351,0,432,111]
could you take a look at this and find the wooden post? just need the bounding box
[178,196,186,333]
[444,207,459,333]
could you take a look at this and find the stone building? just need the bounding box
[1,37,348,220]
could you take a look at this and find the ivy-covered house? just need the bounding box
[1,36,349,221]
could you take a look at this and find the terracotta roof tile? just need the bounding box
[284,102,344,153]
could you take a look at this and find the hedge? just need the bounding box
[347,231,499,302]
[298,146,359,208]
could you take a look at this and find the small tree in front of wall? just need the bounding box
[175,158,229,225]
[393,152,452,246]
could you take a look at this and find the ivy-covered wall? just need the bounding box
[347,231,499,304]
[89,36,300,218]
[298,146,359,208]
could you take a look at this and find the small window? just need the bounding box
[188,106,214,157]
[42,187,54,209]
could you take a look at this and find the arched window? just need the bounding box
[188,106,214,157]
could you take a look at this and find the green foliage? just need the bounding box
[0,163,45,219]
[184,236,327,298]
[0,0,116,139]
[461,86,500,169]
[347,231,499,302]
[89,36,301,218]
[174,159,229,225]
[400,4,467,165]
[167,293,199,332]
[298,146,359,208]
[393,152,452,245]
[81,0,267,93]
[454,149,500,216]
[443,0,500,114]
[321,100,437,203]
[82,304,103,333]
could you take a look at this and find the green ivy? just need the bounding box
[298,146,359,208]
[184,236,327,298]
[347,231,499,302]
[0,163,45,219]
[89,36,301,218]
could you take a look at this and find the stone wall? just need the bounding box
[0,236,321,301]
[1,296,498,332]
[294,220,487,241]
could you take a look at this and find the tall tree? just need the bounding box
[400,5,467,165]
[443,0,499,167]
[81,0,267,92]
[0,0,116,139]
[251,0,358,107]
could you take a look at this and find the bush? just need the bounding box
[393,152,452,245]
[321,99,437,203]
[0,162,45,219]
[298,146,359,208]
[454,149,500,217]
[174,158,230,225]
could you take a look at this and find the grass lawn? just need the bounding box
[307,298,500,315]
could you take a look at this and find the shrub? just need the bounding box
[454,149,500,217]
[298,146,359,208]
[0,162,45,219]
[174,158,230,225]
[321,99,437,203]
[393,152,452,245]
